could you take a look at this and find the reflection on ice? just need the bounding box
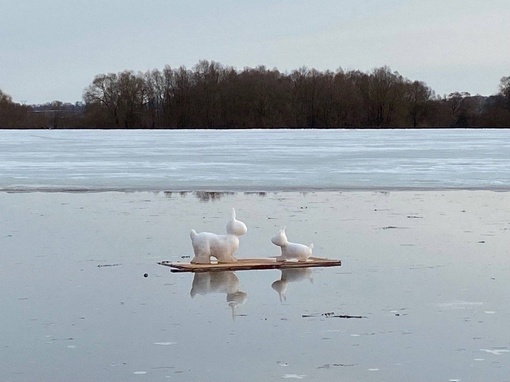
[164,191,267,201]
[194,191,235,202]
[190,271,247,319]
[271,268,313,302]
[188,267,316,315]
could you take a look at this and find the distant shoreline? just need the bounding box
[3,186,510,194]
[1,126,509,130]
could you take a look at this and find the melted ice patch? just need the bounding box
[436,301,483,310]
[480,348,509,356]
[282,374,306,379]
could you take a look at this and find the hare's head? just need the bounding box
[271,226,288,247]
[226,208,247,236]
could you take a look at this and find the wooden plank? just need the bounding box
[158,257,341,273]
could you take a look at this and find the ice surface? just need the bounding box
[2,190,510,381]
[1,129,509,191]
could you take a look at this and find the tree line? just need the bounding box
[2,61,510,128]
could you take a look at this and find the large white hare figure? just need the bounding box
[190,208,248,264]
[271,226,313,262]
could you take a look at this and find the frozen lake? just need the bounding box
[1,128,509,191]
[2,128,510,381]
[2,191,510,381]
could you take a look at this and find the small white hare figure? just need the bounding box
[271,226,313,262]
[190,208,248,264]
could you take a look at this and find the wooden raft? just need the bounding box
[158,257,341,273]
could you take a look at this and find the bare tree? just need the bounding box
[83,73,121,127]
[83,71,145,128]
[406,81,433,128]
[499,76,510,110]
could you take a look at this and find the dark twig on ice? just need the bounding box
[97,263,122,268]
[332,314,366,319]
[302,312,366,319]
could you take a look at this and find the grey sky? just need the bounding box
[1,0,509,104]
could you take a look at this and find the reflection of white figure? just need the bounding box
[190,271,247,319]
[190,208,248,264]
[271,227,313,262]
[272,268,313,302]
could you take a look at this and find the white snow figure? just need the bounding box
[271,226,313,262]
[190,208,248,264]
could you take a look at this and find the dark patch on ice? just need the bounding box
[244,191,267,197]
[97,263,122,268]
[302,312,366,319]
[382,226,402,230]
[318,363,357,369]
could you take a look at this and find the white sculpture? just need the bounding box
[190,208,247,264]
[271,226,313,262]
[272,268,313,302]
[190,271,247,319]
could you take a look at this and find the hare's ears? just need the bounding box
[231,208,237,219]
[279,225,287,233]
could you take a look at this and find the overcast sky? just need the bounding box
[1,0,509,104]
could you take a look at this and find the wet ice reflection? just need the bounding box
[190,271,247,319]
[2,190,510,382]
[188,268,317,317]
[272,268,314,302]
